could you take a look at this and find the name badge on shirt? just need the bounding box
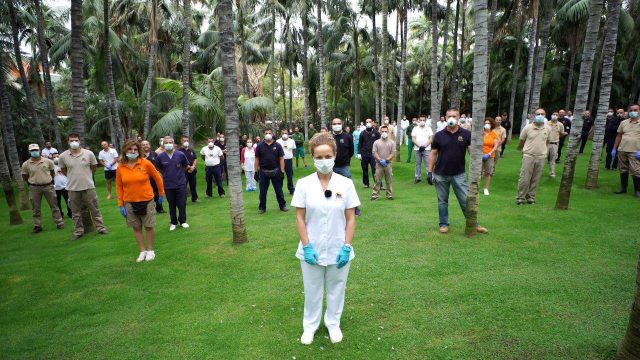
[335,192,344,201]
[458,136,464,142]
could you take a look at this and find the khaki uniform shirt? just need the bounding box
[617,119,640,152]
[547,121,565,143]
[496,126,507,144]
[372,138,396,162]
[58,149,98,191]
[520,124,551,158]
[21,158,54,185]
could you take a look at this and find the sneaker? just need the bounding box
[370,196,378,201]
[181,223,190,229]
[387,196,394,200]
[414,179,422,184]
[476,226,488,234]
[363,185,370,189]
[136,251,147,263]
[439,226,449,234]
[145,250,156,261]
[526,198,535,204]
[516,200,525,205]
[258,209,266,214]
[328,327,343,344]
[220,194,226,198]
[97,229,109,235]
[300,330,315,345]
[550,173,556,178]
[280,206,289,212]
[157,209,166,214]
[169,224,177,231]
[483,188,489,196]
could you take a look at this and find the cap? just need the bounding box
[28,144,40,151]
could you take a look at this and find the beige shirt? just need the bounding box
[58,149,98,191]
[520,124,551,157]
[617,119,640,152]
[21,158,54,185]
[372,138,396,162]
[496,126,507,144]
[547,121,565,143]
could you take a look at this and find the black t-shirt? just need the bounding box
[255,141,284,170]
[178,147,197,166]
[333,132,354,167]
[431,127,471,176]
[560,117,572,134]
[581,117,594,136]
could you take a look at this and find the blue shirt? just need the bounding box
[178,147,197,166]
[156,151,189,189]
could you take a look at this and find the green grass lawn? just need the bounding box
[1,142,639,359]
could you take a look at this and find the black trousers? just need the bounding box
[360,154,376,187]
[258,169,286,210]
[165,187,187,225]
[579,134,589,154]
[205,165,225,196]
[185,170,198,201]
[605,137,619,169]
[55,189,72,217]
[284,159,295,194]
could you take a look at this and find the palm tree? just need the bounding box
[380,0,388,122]
[181,0,192,141]
[465,0,488,237]
[317,0,328,127]
[369,0,380,123]
[71,0,86,139]
[508,7,525,139]
[449,0,460,109]
[143,0,158,138]
[301,2,311,140]
[217,0,248,244]
[430,0,439,131]
[585,0,621,189]
[437,0,451,114]
[395,2,408,162]
[0,95,23,225]
[555,0,603,210]
[104,0,125,149]
[528,0,553,113]
[519,0,539,131]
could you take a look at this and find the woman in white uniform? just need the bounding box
[241,140,256,191]
[291,132,360,345]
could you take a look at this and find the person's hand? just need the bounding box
[611,149,617,158]
[482,153,490,160]
[635,150,640,160]
[158,196,164,206]
[281,170,285,179]
[427,172,434,185]
[336,244,352,269]
[254,172,260,181]
[303,243,319,265]
[356,154,362,160]
[419,146,426,152]
[379,159,387,167]
[119,206,127,218]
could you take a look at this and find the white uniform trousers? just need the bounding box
[300,261,350,332]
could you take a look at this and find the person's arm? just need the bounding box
[148,161,165,197]
[22,173,29,182]
[181,154,190,170]
[613,133,622,150]
[373,142,380,162]
[428,149,438,172]
[90,164,97,173]
[295,207,310,245]
[344,208,355,245]
[357,133,365,155]
[279,157,285,173]
[386,142,396,161]
[517,139,526,151]
[50,169,55,179]
[110,151,118,167]
[240,147,246,165]
[348,137,354,158]
[116,167,124,207]
[191,152,198,170]
[255,156,261,172]
[491,138,499,154]
[89,152,98,173]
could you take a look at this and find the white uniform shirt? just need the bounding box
[98,148,119,170]
[41,147,58,158]
[53,165,68,190]
[200,145,223,166]
[276,138,296,160]
[436,121,447,132]
[291,172,361,266]
[242,146,255,172]
[401,119,410,131]
[411,126,434,151]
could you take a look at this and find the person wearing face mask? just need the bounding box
[51,153,72,218]
[546,112,566,178]
[612,104,640,197]
[516,108,551,205]
[579,110,594,154]
[200,137,226,198]
[459,115,472,131]
[436,116,447,132]
[400,116,410,145]
[21,144,65,233]
[290,132,360,345]
[241,139,257,191]
[493,117,507,167]
[604,109,623,170]
[116,139,165,262]
[406,118,417,163]
[383,117,395,139]
[371,126,396,200]
[481,118,500,195]
[58,133,108,240]
[277,129,297,195]
[155,137,165,155]
[557,109,572,162]
[500,113,512,156]
[330,118,354,178]
[357,118,381,188]
[255,129,288,213]
[292,126,309,169]
[352,125,361,157]
[215,135,229,184]
[411,117,434,183]
[98,140,119,200]
[156,136,190,230]
[141,140,165,213]
[178,136,199,203]
[41,141,58,159]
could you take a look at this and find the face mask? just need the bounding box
[164,143,174,151]
[366,123,372,129]
[53,158,59,165]
[332,124,342,133]
[419,121,426,127]
[484,124,491,130]
[630,111,639,119]
[208,142,214,148]
[126,153,139,160]
[30,151,40,158]
[384,120,389,125]
[607,112,614,117]
[69,141,80,150]
[246,143,253,148]
[264,134,273,141]
[535,115,545,123]
[314,158,335,174]
[282,134,289,140]
[459,118,466,124]
[182,141,189,148]
[381,132,388,139]
[447,117,458,127]
[551,115,558,121]
[220,138,225,142]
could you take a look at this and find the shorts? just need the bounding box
[482,157,495,176]
[124,201,157,229]
[105,170,117,180]
[295,146,305,158]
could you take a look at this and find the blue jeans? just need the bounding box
[333,166,352,178]
[414,149,430,180]
[259,169,286,210]
[205,165,225,197]
[434,173,468,227]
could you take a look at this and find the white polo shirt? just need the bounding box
[411,125,434,151]
[53,165,68,190]
[436,121,447,132]
[276,138,296,159]
[98,148,119,170]
[41,147,58,158]
[200,145,223,166]
[291,172,361,266]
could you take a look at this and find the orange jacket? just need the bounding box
[116,158,164,207]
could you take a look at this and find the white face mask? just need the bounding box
[332,124,342,133]
[208,142,214,148]
[282,134,289,140]
[69,141,80,150]
[264,134,273,141]
[381,132,388,139]
[314,158,335,174]
[53,158,59,165]
[419,121,426,127]
[366,123,372,129]
[447,117,458,127]
[246,143,253,148]
[607,112,614,117]
[484,124,491,130]
[164,143,174,151]
[182,141,189,148]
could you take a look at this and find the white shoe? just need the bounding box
[136,251,147,262]
[483,188,490,196]
[328,327,343,343]
[300,330,315,345]
[181,223,190,229]
[169,224,177,231]
[145,250,155,261]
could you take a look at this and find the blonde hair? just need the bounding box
[119,138,141,163]
[308,132,337,156]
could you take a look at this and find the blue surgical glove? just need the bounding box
[482,153,490,160]
[119,206,127,217]
[380,159,387,167]
[611,149,617,158]
[303,243,319,265]
[158,196,164,205]
[636,151,640,160]
[336,244,352,269]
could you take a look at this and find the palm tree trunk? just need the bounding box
[452,0,467,110]
[289,58,293,128]
[217,0,248,244]
[519,3,539,132]
[588,35,604,112]
[585,0,620,189]
[380,0,388,123]
[0,97,23,224]
[9,0,44,145]
[302,12,311,140]
[418,72,424,115]
[353,26,361,128]
[317,0,328,128]
[143,0,158,138]
[438,0,452,114]
[465,0,489,237]
[71,0,86,140]
[371,5,380,123]
[565,41,577,110]
[486,0,497,78]
[430,0,439,132]
[529,0,552,112]
[391,11,399,123]
[238,3,251,97]
[104,0,124,149]
[618,256,640,359]
[280,64,287,123]
[555,0,604,210]
[34,0,62,149]
[508,26,523,139]
[395,3,408,162]
[181,0,192,140]
[449,0,460,109]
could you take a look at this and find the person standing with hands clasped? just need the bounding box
[516,109,551,204]
[156,136,190,230]
[371,126,396,200]
[255,129,288,213]
[411,117,433,183]
[612,104,640,197]
[116,139,165,262]
[291,132,360,345]
[481,118,500,196]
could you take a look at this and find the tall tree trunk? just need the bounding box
[418,72,424,116]
[452,0,467,110]
[529,0,552,112]
[555,0,604,210]
[181,0,192,140]
[519,1,539,132]
[588,35,604,112]
[395,4,408,162]
[465,0,489,237]
[34,0,62,149]
[289,58,293,129]
[380,0,389,123]
[353,26,361,128]
[391,10,399,123]
[238,4,251,97]
[0,96,23,224]
[449,0,461,108]
[143,0,158,138]
[437,0,452,114]
[371,5,380,123]
[9,0,44,145]
[565,41,577,110]
[217,0,247,244]
[486,0,497,79]
[107,105,117,146]
[280,64,287,123]
[317,0,328,128]
[104,0,124,148]
[618,258,640,359]
[430,0,440,132]
[585,0,620,189]
[508,25,523,139]
[302,12,311,140]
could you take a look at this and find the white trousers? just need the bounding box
[300,261,350,332]
[245,170,255,189]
